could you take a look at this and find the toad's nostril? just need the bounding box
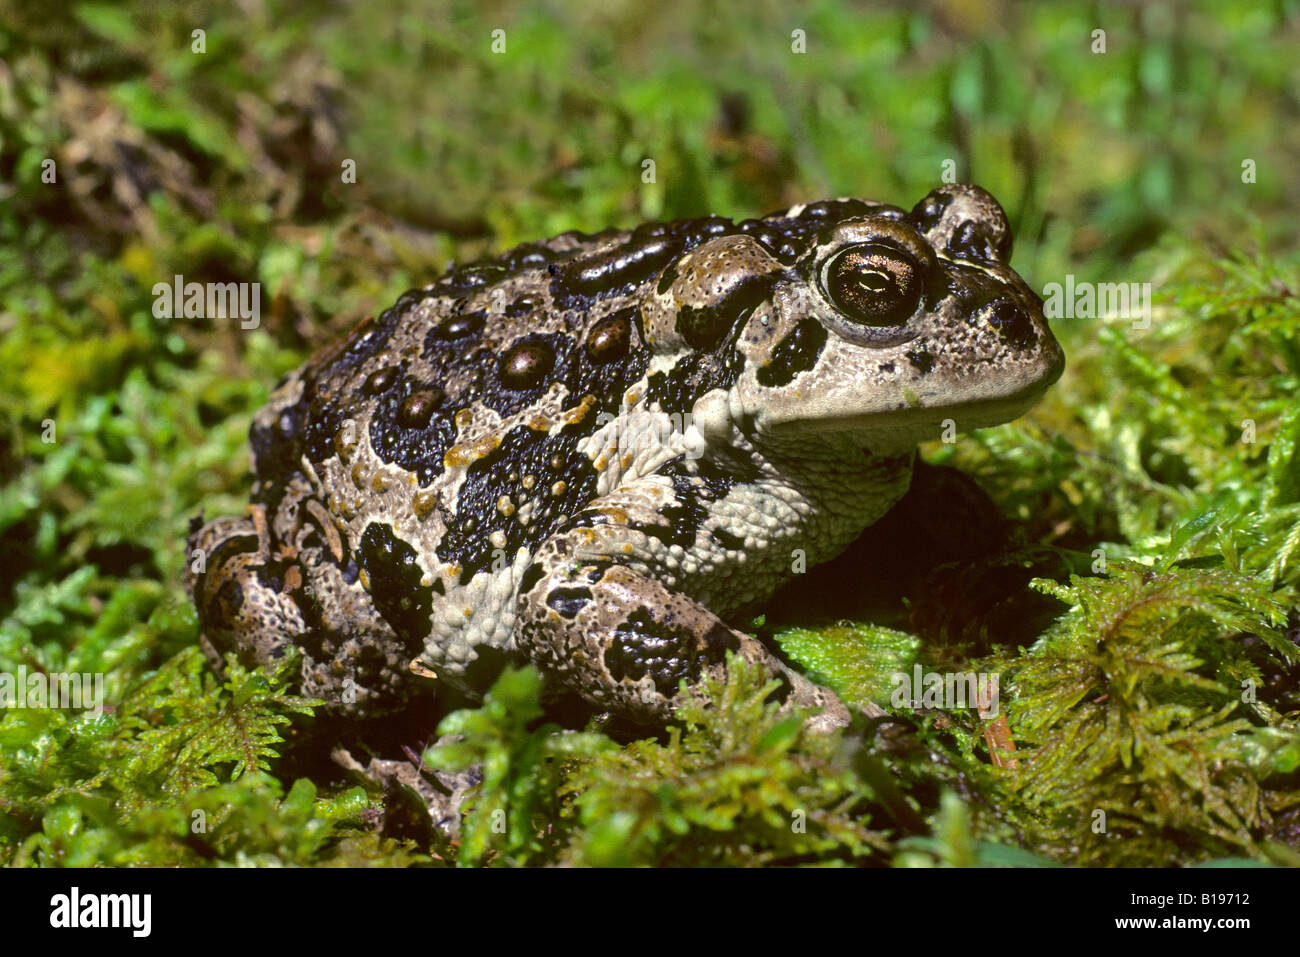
[982,299,1037,350]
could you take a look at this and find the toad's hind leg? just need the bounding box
[187,504,307,668]
[188,498,425,718]
[515,545,850,732]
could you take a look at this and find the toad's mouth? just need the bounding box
[770,360,1063,453]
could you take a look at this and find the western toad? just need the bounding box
[187,183,1064,732]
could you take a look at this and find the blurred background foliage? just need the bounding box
[0,0,1298,866]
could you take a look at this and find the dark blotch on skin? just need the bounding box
[547,217,765,311]
[435,310,487,341]
[483,330,644,421]
[756,318,827,387]
[357,523,433,655]
[519,562,545,597]
[505,244,562,271]
[552,236,685,309]
[638,454,758,550]
[586,309,633,364]
[506,296,540,317]
[644,349,745,415]
[983,299,1037,350]
[712,527,743,548]
[397,388,445,430]
[802,201,836,219]
[675,273,777,351]
[500,337,556,390]
[438,426,599,582]
[906,347,935,374]
[800,198,880,223]
[254,565,285,594]
[604,608,738,696]
[711,527,744,551]
[369,381,458,486]
[286,293,415,495]
[546,586,593,619]
[657,260,679,295]
[248,403,305,497]
[562,510,616,532]
[363,366,398,395]
[437,262,512,292]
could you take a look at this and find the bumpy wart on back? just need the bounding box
[187,183,1064,731]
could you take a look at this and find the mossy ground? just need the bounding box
[1,0,1298,866]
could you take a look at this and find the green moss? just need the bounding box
[424,666,613,867]
[426,655,889,867]
[773,622,920,711]
[989,563,1297,865]
[0,648,421,866]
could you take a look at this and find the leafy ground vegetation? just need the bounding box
[1,0,1298,866]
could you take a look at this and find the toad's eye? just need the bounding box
[820,243,923,327]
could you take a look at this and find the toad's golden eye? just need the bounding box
[821,242,923,327]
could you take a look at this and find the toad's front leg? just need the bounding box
[515,531,850,732]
